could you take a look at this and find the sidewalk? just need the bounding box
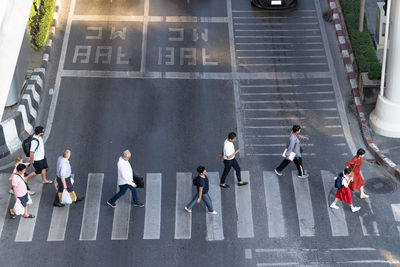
[330,0,400,179]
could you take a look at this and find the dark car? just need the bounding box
[251,0,297,9]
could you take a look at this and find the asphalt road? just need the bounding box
[0,0,399,266]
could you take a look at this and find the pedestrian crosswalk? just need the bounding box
[0,170,392,242]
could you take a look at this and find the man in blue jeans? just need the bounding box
[184,166,217,215]
[107,150,144,208]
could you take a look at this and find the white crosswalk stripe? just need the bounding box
[47,174,74,241]
[321,170,349,236]
[143,173,162,239]
[206,172,224,241]
[234,171,254,238]
[111,179,131,240]
[263,171,286,238]
[79,173,103,241]
[291,171,315,237]
[15,175,43,242]
[0,170,393,242]
[174,172,192,239]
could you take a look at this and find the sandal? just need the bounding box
[23,214,35,219]
[42,180,53,184]
[9,209,16,219]
[28,191,36,195]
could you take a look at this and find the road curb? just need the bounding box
[0,0,62,160]
[328,0,400,179]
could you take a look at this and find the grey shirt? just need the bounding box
[284,133,306,158]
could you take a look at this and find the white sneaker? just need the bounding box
[330,203,339,209]
[184,206,192,213]
[208,211,217,215]
[298,173,309,179]
[351,206,360,212]
[274,169,283,176]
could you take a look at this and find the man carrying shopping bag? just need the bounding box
[54,150,84,207]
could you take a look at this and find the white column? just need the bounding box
[0,0,32,120]
[370,0,400,137]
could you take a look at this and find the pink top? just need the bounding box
[11,174,28,197]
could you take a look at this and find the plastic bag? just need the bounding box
[61,189,72,204]
[14,199,25,215]
[27,194,33,205]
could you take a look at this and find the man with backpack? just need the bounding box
[330,168,360,212]
[184,166,217,215]
[25,126,52,184]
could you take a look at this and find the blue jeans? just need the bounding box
[108,184,139,204]
[187,192,214,212]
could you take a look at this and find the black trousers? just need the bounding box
[220,158,242,185]
[276,157,304,176]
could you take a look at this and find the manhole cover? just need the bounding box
[364,177,398,194]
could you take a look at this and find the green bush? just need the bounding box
[29,0,56,49]
[340,0,382,80]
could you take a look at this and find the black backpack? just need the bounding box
[193,176,199,186]
[334,172,344,188]
[22,136,38,157]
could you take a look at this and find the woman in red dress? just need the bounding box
[346,148,368,199]
[330,168,360,212]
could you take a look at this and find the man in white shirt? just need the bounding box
[217,132,248,188]
[107,150,144,208]
[29,126,52,184]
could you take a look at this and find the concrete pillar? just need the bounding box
[0,0,32,120]
[370,0,400,137]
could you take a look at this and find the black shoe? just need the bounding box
[220,184,230,188]
[238,182,248,186]
[133,202,145,208]
[74,197,85,203]
[54,203,65,207]
[107,201,116,208]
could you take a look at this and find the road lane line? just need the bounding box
[140,0,149,72]
[245,117,307,120]
[175,172,192,239]
[245,108,337,111]
[241,92,333,96]
[321,170,349,236]
[235,36,321,39]
[244,248,253,259]
[143,173,162,239]
[392,204,400,221]
[292,171,315,237]
[0,174,11,239]
[239,63,326,66]
[263,171,286,237]
[234,16,316,19]
[240,84,331,88]
[111,179,131,240]
[236,42,322,45]
[235,29,320,32]
[43,0,76,144]
[238,56,325,59]
[234,171,254,238]
[59,69,332,80]
[79,173,103,241]
[15,176,43,242]
[234,23,318,26]
[47,174,74,241]
[206,172,224,241]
